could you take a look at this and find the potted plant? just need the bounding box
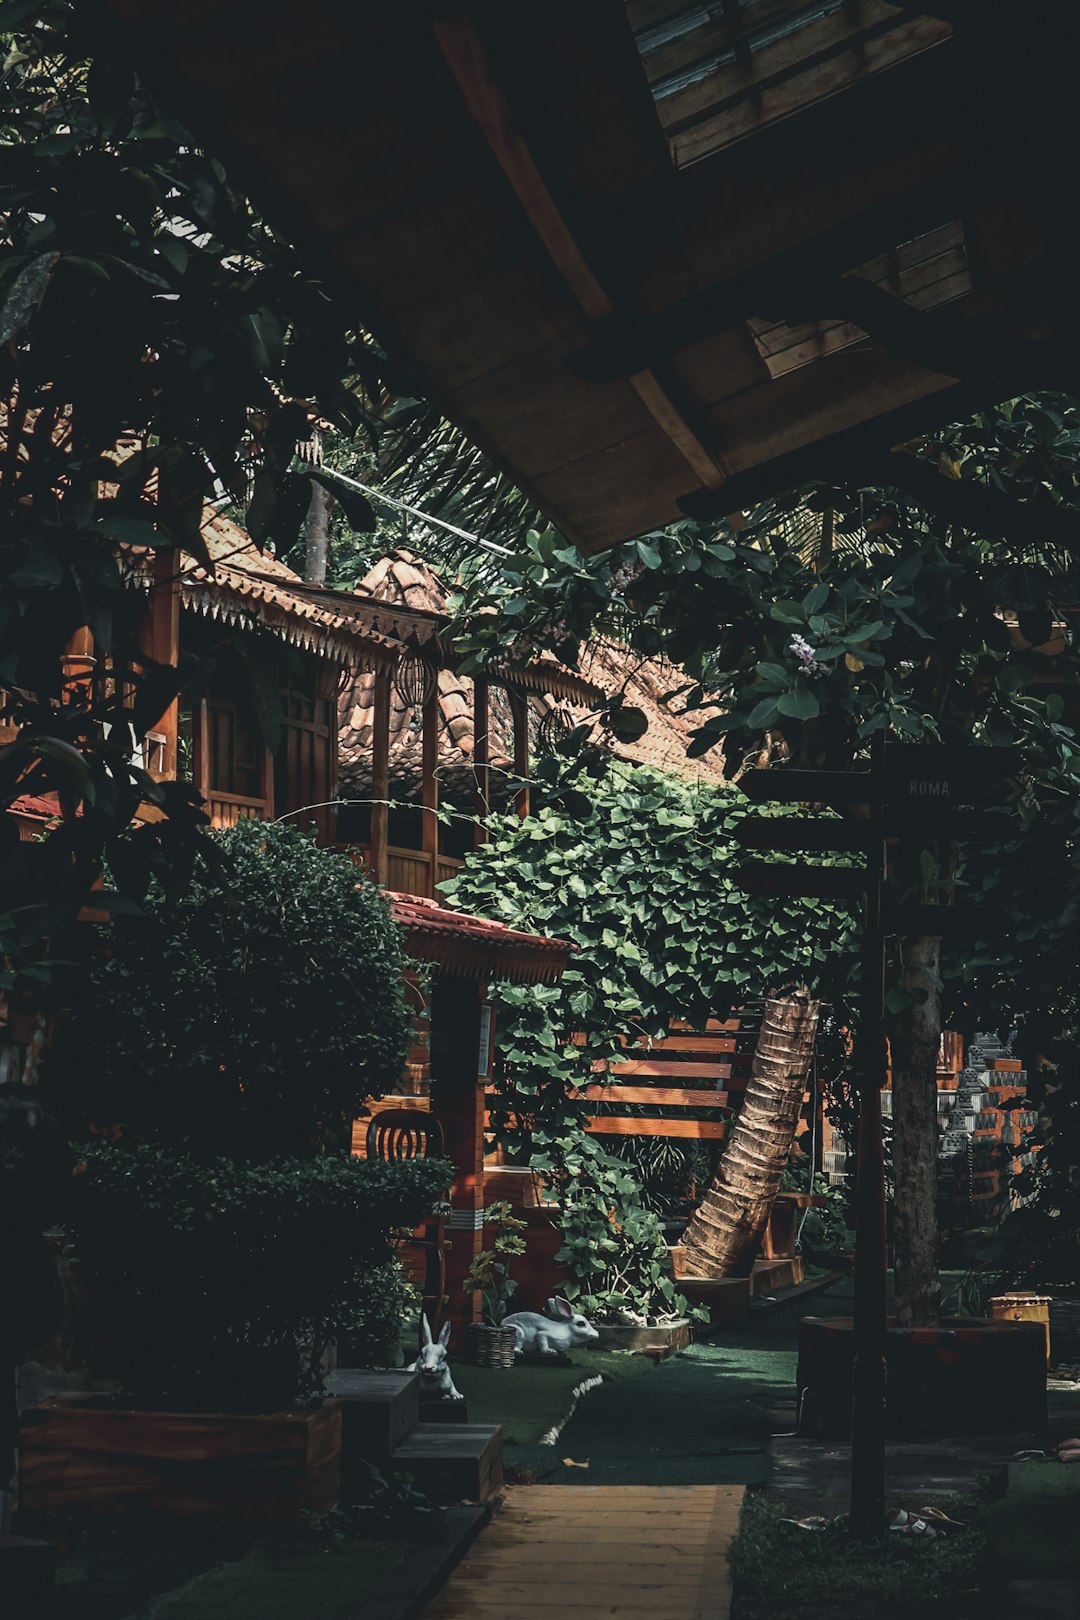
[462,1201,526,1368]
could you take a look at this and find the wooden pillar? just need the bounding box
[60,626,95,705]
[472,676,490,847]
[508,688,530,819]
[193,699,211,802]
[370,661,391,888]
[421,680,440,898]
[429,976,489,1341]
[137,550,181,778]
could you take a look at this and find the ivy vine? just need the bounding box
[441,751,858,1323]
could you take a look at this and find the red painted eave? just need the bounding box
[389,892,573,985]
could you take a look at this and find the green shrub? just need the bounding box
[51,820,412,1159]
[69,1145,452,1410]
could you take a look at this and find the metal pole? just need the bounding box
[850,734,889,1537]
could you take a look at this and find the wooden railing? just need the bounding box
[206,790,272,828]
[350,843,461,899]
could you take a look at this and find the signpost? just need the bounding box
[733,741,1023,1538]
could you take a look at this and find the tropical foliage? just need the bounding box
[0,1,408,984]
[446,397,1080,1305]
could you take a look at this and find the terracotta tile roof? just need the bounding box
[170,511,395,668]
[389,892,573,984]
[338,550,728,801]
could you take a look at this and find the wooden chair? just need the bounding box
[366,1109,450,1333]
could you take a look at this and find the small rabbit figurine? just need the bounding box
[503,1296,600,1356]
[407,1314,463,1401]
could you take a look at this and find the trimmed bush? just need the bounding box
[69,1145,452,1411]
[51,820,412,1159]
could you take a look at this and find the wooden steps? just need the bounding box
[329,1368,502,1504]
[326,1368,419,1461]
[422,1484,744,1619]
[392,1422,503,1505]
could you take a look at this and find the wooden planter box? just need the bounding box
[18,1395,342,1523]
[796,1316,1046,1440]
[594,1318,692,1356]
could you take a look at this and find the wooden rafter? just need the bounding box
[431,14,729,491]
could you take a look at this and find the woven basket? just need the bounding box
[466,1324,518,1368]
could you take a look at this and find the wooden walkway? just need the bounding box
[423,1484,745,1620]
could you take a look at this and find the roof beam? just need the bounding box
[431,13,730,492]
[771,274,1080,395]
[566,174,976,384]
[675,375,1001,519]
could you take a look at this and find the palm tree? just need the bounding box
[681,990,821,1278]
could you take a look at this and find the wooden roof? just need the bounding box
[112,3,1080,551]
[338,552,730,802]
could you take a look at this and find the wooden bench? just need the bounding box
[582,1021,747,1143]
[483,1020,758,1146]
[761,1191,829,1260]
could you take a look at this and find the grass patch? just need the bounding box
[449,1349,652,1444]
[127,1540,405,1620]
[729,1489,987,1620]
[980,1460,1080,1580]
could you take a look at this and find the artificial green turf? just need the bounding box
[448,1348,651,1443]
[728,1488,988,1620]
[127,1541,405,1620]
[979,1460,1080,1579]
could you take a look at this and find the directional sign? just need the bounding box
[735,862,867,900]
[880,808,1019,841]
[883,903,1006,938]
[741,769,874,804]
[737,810,1019,850]
[736,817,873,853]
[881,745,1024,807]
[742,748,1024,808]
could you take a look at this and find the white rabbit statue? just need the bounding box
[407,1314,463,1401]
[503,1296,600,1357]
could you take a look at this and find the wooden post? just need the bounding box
[473,676,490,847]
[850,732,889,1539]
[193,698,211,803]
[421,680,440,898]
[509,688,530,819]
[370,662,391,888]
[137,550,181,779]
[60,627,95,705]
[429,976,489,1341]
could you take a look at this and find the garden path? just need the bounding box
[422,1483,744,1620]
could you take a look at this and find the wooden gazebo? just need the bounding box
[107,3,1080,552]
[357,893,574,1340]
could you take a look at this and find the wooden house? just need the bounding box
[338,549,730,897]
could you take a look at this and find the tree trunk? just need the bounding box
[682,989,821,1278]
[303,479,333,585]
[890,934,942,1328]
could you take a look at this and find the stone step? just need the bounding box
[390,1423,503,1504]
[325,1369,420,1495]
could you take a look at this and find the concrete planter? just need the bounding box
[796,1315,1046,1439]
[594,1318,692,1356]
